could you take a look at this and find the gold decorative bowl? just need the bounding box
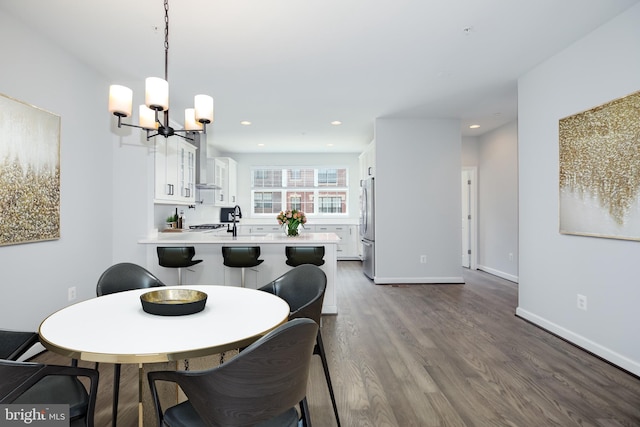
[140,289,208,316]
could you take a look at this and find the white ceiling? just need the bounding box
[1,0,637,153]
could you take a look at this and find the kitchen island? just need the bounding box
[139,232,340,313]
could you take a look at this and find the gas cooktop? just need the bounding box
[189,224,226,230]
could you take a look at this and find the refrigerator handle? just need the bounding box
[362,188,368,235]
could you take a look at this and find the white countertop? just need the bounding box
[139,232,341,245]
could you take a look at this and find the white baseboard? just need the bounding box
[373,276,464,285]
[516,307,640,377]
[477,265,518,283]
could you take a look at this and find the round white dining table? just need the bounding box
[39,285,290,364]
[39,285,290,426]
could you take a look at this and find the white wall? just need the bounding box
[461,136,479,167]
[461,124,519,281]
[477,121,519,281]
[0,13,115,331]
[0,11,155,332]
[375,118,462,283]
[517,4,640,375]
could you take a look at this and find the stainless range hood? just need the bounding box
[193,133,221,189]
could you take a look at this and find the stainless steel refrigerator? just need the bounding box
[360,177,375,279]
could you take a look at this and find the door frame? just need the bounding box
[462,167,478,270]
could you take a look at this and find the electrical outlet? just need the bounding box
[68,286,77,301]
[508,253,514,261]
[577,294,587,311]
[420,255,427,264]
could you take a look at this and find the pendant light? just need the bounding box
[107,0,213,140]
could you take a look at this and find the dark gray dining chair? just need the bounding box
[0,329,39,361]
[147,318,318,427]
[0,328,94,426]
[259,264,341,427]
[96,262,165,427]
[0,359,99,427]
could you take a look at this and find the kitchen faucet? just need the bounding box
[227,205,242,237]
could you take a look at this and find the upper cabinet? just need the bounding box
[226,158,237,206]
[198,157,237,206]
[154,138,197,205]
[359,140,376,179]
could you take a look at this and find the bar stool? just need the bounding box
[285,246,325,267]
[157,247,203,285]
[222,246,264,288]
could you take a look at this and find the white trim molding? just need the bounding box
[516,308,640,377]
[373,276,464,285]
[477,265,518,283]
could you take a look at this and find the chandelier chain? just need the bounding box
[164,0,169,81]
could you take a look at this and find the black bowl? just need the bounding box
[140,289,207,316]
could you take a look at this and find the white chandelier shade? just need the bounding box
[184,108,203,131]
[145,77,169,111]
[139,105,158,130]
[194,94,214,124]
[108,85,133,117]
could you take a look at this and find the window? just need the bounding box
[253,191,282,214]
[318,193,345,213]
[251,167,349,216]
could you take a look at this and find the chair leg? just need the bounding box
[241,267,246,288]
[315,331,341,427]
[299,397,312,427]
[112,364,121,427]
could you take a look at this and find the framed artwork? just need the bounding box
[0,93,60,246]
[559,90,640,241]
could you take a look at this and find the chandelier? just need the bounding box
[107,0,213,140]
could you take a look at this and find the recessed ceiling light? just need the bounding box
[257,143,264,147]
[240,120,251,126]
[469,124,480,129]
[327,143,334,147]
[330,121,342,126]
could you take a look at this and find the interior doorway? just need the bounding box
[461,167,477,269]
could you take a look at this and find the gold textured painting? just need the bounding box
[0,93,60,246]
[559,90,640,241]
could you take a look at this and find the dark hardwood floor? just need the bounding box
[34,261,640,426]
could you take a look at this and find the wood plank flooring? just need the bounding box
[34,261,640,426]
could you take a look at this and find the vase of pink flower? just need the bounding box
[277,209,307,236]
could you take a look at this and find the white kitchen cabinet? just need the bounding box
[227,158,237,206]
[236,223,358,259]
[154,138,197,205]
[359,140,376,180]
[310,224,359,260]
[236,225,252,236]
[249,225,282,235]
[207,157,237,207]
[348,225,360,260]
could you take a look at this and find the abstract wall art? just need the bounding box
[559,90,640,241]
[0,93,60,246]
